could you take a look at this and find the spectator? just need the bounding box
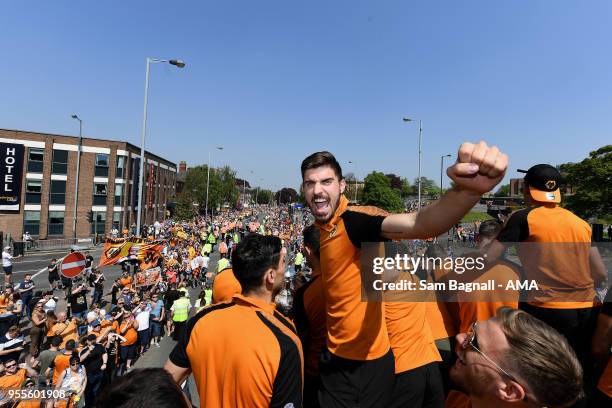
[18,273,35,319]
[79,334,108,407]
[37,335,62,387]
[2,246,17,287]
[118,309,138,374]
[55,355,87,408]
[29,299,47,356]
[0,326,24,364]
[149,294,165,348]
[68,283,89,320]
[95,368,191,408]
[0,357,37,389]
[47,258,61,291]
[89,268,105,306]
[169,290,191,341]
[48,339,77,387]
[134,301,151,355]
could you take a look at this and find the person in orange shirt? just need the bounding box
[211,267,241,304]
[456,220,519,334]
[300,145,507,407]
[165,234,302,408]
[0,358,37,389]
[449,308,583,408]
[483,164,606,391]
[118,309,139,374]
[48,339,77,386]
[118,270,133,290]
[293,224,326,408]
[50,312,78,349]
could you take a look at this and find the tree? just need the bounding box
[495,184,510,197]
[400,177,412,198]
[276,188,298,204]
[256,189,273,204]
[174,195,196,221]
[412,177,438,196]
[362,171,404,213]
[182,164,239,211]
[559,145,612,220]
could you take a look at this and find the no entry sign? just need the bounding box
[60,252,87,278]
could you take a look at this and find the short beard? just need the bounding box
[312,194,341,223]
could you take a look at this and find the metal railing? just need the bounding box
[27,237,94,251]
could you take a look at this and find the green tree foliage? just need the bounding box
[182,165,239,211]
[276,188,298,204]
[412,177,438,196]
[362,171,404,213]
[559,145,612,220]
[400,177,412,198]
[494,183,510,197]
[256,189,273,204]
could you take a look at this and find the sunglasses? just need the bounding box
[464,322,520,383]
[70,362,79,367]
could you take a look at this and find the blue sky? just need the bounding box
[1,1,610,192]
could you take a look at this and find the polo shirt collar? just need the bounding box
[316,195,349,233]
[233,294,276,313]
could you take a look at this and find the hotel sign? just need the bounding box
[0,143,24,212]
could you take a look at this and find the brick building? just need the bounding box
[0,129,176,240]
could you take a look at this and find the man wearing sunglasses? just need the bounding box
[449,307,584,408]
[0,358,37,389]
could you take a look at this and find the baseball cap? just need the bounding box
[517,164,562,203]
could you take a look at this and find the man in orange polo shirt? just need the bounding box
[484,164,606,390]
[301,142,508,407]
[165,234,303,407]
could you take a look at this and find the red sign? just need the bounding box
[60,252,87,278]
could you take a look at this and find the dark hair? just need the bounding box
[51,336,62,347]
[478,219,502,239]
[69,356,80,366]
[95,368,190,408]
[302,224,320,257]
[65,339,76,351]
[301,151,343,180]
[231,234,282,294]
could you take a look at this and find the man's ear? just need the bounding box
[340,178,346,194]
[494,380,526,403]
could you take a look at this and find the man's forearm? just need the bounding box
[382,188,482,240]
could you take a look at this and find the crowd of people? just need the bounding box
[0,141,609,408]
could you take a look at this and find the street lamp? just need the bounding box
[205,146,223,219]
[136,57,185,236]
[348,161,358,203]
[403,117,423,209]
[71,114,83,239]
[440,154,451,197]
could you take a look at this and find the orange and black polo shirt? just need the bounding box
[316,195,390,361]
[293,268,326,377]
[211,267,241,304]
[456,259,520,334]
[169,294,303,408]
[496,204,594,309]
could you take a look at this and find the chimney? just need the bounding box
[179,161,187,173]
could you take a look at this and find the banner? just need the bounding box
[135,266,161,287]
[0,143,24,212]
[98,237,162,270]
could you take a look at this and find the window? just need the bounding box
[116,156,126,178]
[49,180,66,205]
[48,211,64,235]
[25,180,42,204]
[114,184,123,206]
[27,148,44,173]
[91,211,106,234]
[93,183,107,206]
[23,211,40,236]
[51,149,68,175]
[95,153,109,177]
[113,211,121,230]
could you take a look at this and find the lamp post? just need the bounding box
[205,146,223,219]
[348,160,358,203]
[136,57,185,236]
[440,154,451,197]
[403,117,423,209]
[70,114,82,239]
